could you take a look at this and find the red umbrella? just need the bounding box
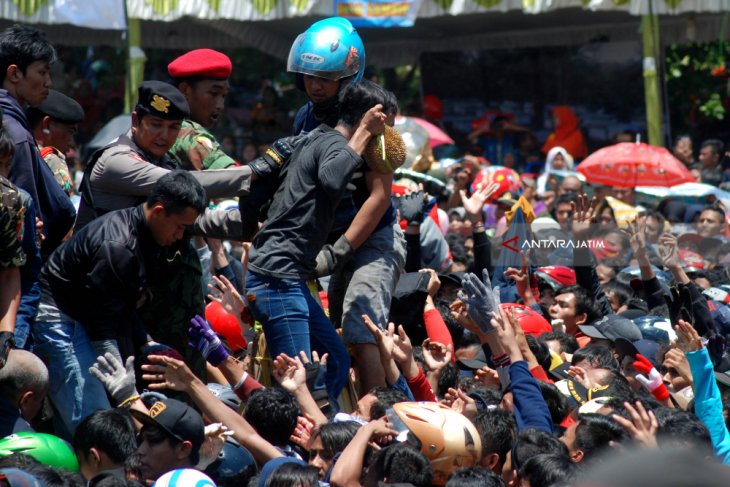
[576,142,695,188]
[397,115,455,147]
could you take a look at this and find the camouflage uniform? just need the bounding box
[169,119,237,171]
[0,176,25,270]
[40,147,73,195]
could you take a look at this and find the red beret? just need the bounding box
[168,49,232,79]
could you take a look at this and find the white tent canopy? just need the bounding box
[2,0,730,66]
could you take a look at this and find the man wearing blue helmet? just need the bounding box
[288,17,366,133]
[288,18,407,395]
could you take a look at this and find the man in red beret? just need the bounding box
[167,49,236,171]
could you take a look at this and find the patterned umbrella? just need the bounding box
[576,142,694,188]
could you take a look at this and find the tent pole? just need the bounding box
[642,10,663,147]
[124,14,146,113]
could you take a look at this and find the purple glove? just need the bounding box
[188,314,229,366]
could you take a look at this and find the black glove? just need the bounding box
[667,285,693,326]
[0,331,15,369]
[248,135,302,179]
[707,332,727,368]
[395,191,436,225]
[315,235,354,277]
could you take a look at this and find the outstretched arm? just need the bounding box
[142,354,283,464]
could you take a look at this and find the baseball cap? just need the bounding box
[579,314,642,342]
[560,379,615,407]
[457,348,488,370]
[614,338,661,369]
[130,398,205,464]
[438,272,465,289]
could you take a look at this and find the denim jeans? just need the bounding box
[31,320,111,439]
[245,271,350,403]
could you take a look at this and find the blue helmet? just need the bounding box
[287,17,365,85]
[204,438,256,483]
[631,315,672,346]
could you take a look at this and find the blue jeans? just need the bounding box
[31,320,111,439]
[245,271,350,403]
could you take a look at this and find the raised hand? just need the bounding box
[188,314,229,366]
[89,353,138,404]
[141,354,197,392]
[491,310,521,360]
[272,353,307,393]
[363,314,395,361]
[475,366,500,388]
[628,217,648,261]
[460,269,501,334]
[360,104,387,136]
[420,268,441,298]
[290,414,315,449]
[197,423,234,470]
[391,324,414,365]
[658,233,681,270]
[663,348,693,386]
[395,191,436,225]
[504,251,533,304]
[632,354,670,401]
[567,365,598,390]
[674,320,704,352]
[208,274,247,317]
[460,181,500,223]
[570,193,597,238]
[422,339,452,372]
[446,387,478,421]
[612,401,658,449]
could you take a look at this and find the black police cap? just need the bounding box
[33,89,85,124]
[135,80,189,120]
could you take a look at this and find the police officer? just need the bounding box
[76,80,282,232]
[167,49,236,171]
[27,90,85,195]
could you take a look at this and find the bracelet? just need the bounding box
[233,372,249,391]
[492,353,511,368]
[118,394,140,408]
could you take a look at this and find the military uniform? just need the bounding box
[167,49,237,172]
[169,119,236,171]
[40,147,73,195]
[0,176,25,270]
[0,176,25,369]
[26,90,84,198]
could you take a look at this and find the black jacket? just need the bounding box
[40,206,156,343]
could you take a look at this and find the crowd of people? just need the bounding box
[1,14,730,487]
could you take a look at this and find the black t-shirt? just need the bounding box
[248,126,362,279]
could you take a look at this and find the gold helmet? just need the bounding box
[389,402,482,486]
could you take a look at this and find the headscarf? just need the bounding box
[536,146,574,195]
[541,106,588,160]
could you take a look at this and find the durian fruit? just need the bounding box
[363,125,407,174]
